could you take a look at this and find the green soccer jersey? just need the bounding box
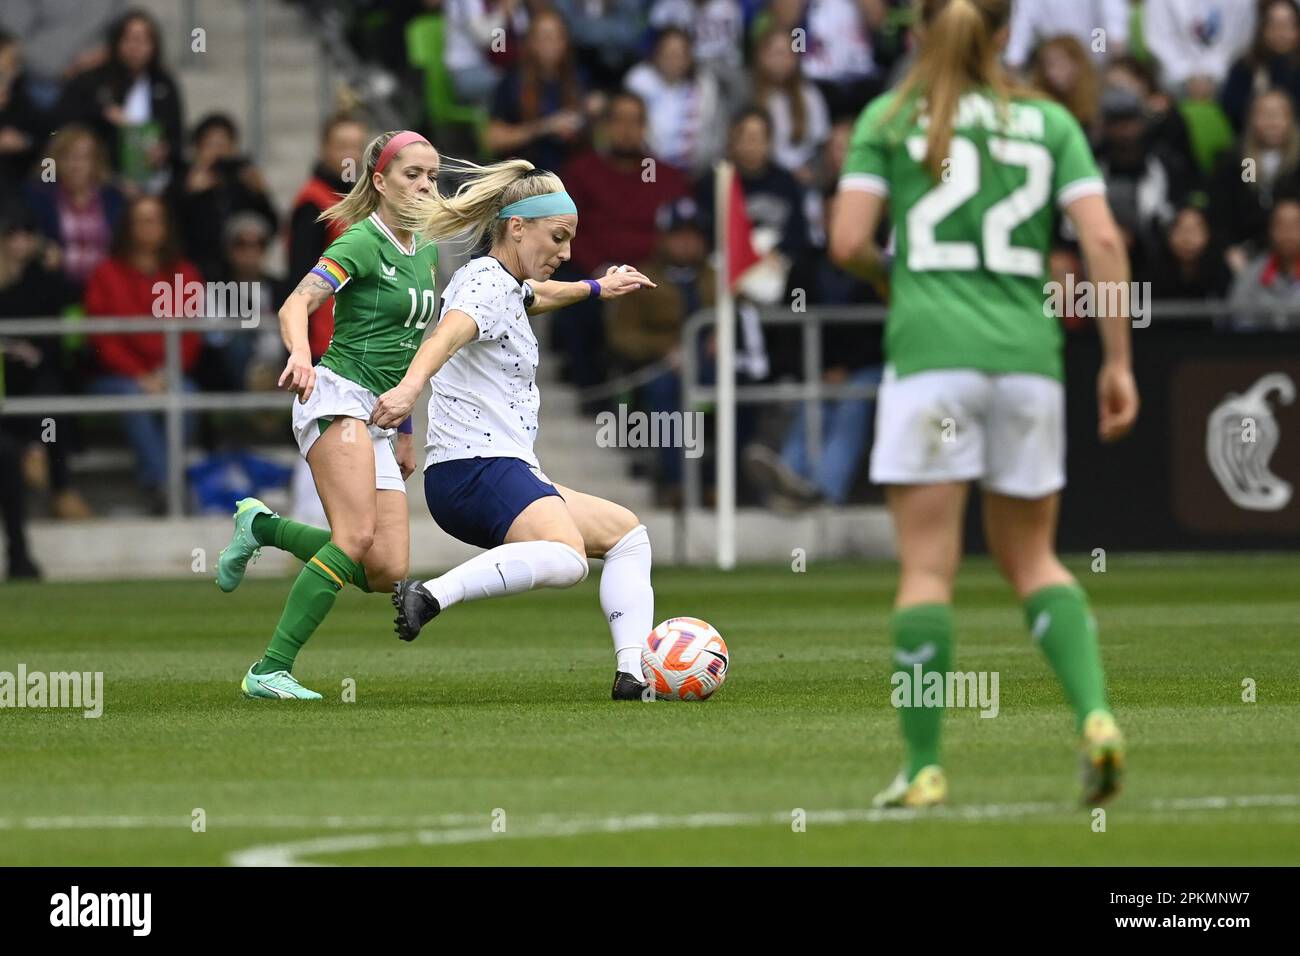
[841,89,1104,381]
[313,212,440,395]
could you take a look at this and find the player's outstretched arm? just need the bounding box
[1065,192,1140,443]
[276,271,334,403]
[370,309,479,429]
[526,266,657,315]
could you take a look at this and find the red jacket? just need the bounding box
[561,150,689,276]
[85,257,204,377]
[291,175,348,360]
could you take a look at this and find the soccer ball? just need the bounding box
[642,617,729,701]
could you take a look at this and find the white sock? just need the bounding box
[423,540,588,609]
[601,525,653,679]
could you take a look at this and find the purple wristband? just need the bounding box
[397,416,413,434]
[582,279,601,299]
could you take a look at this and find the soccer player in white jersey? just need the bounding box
[370,158,661,700]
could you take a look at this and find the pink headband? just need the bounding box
[375,131,431,175]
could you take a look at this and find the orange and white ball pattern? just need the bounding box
[642,617,729,701]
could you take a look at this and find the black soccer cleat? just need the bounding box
[611,670,651,701]
[392,579,440,642]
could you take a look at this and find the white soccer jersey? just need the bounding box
[425,256,541,469]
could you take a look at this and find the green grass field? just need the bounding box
[2,554,1298,866]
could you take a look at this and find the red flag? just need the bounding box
[725,168,761,290]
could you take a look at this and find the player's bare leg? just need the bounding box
[393,495,588,641]
[984,490,1124,805]
[242,418,378,700]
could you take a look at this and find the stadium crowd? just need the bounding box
[1,0,1298,579]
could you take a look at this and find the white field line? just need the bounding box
[225,794,1300,867]
[1,794,1295,864]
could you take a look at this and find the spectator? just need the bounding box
[0,30,43,197]
[1102,55,1197,168]
[1148,202,1234,301]
[649,0,745,99]
[84,195,202,511]
[752,25,832,182]
[191,212,282,394]
[554,0,644,88]
[1227,195,1300,328]
[556,90,690,388]
[286,113,368,362]
[1145,0,1256,97]
[605,197,717,505]
[24,124,125,296]
[1095,85,1193,273]
[743,327,881,509]
[625,27,727,176]
[798,0,887,119]
[1209,88,1300,270]
[486,9,592,171]
[54,8,183,193]
[1221,0,1300,132]
[442,0,526,109]
[0,0,125,111]
[802,117,887,306]
[0,206,92,523]
[0,427,38,577]
[169,113,278,280]
[1029,34,1101,128]
[697,107,811,304]
[1004,0,1129,71]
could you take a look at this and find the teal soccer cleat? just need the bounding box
[241,664,322,700]
[215,497,273,593]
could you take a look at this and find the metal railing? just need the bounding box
[681,304,884,516]
[0,317,286,518]
[677,298,1300,520]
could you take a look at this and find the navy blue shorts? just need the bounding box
[424,456,562,549]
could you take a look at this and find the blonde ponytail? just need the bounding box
[392,156,568,250]
[887,0,1036,180]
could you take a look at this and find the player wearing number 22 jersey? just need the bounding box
[842,89,1103,382]
[831,7,1135,813]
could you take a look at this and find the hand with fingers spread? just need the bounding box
[278,347,316,403]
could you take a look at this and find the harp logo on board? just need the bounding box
[1206,373,1295,511]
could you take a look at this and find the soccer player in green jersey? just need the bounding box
[829,0,1140,806]
[210,129,442,699]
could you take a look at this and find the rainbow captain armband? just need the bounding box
[310,257,349,292]
[397,416,413,434]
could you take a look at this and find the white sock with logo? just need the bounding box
[423,540,588,609]
[600,525,653,679]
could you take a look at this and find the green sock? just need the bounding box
[889,603,953,778]
[251,513,371,592]
[1025,583,1109,731]
[255,542,360,674]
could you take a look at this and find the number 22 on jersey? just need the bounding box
[905,134,1051,277]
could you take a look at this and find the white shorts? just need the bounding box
[868,366,1065,498]
[290,365,405,493]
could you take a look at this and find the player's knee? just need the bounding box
[605,521,649,560]
[553,541,589,587]
[364,559,407,592]
[334,524,376,560]
[603,509,642,554]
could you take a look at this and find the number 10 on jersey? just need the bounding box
[404,288,437,329]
